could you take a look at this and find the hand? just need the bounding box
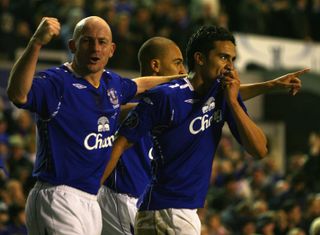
[221,69,240,104]
[271,68,310,96]
[31,17,60,46]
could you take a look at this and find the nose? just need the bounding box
[179,64,187,74]
[224,63,234,74]
[226,59,235,70]
[91,40,101,51]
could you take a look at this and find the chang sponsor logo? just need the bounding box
[84,116,115,150]
[189,114,214,135]
[148,147,154,160]
[189,97,222,135]
[202,97,215,113]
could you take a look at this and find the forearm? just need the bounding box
[7,38,42,104]
[100,135,132,184]
[120,103,138,122]
[240,82,273,101]
[228,100,268,158]
[133,74,186,94]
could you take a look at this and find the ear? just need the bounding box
[68,39,76,54]
[109,42,116,58]
[150,59,160,73]
[194,52,204,66]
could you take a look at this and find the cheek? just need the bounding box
[161,64,176,75]
[105,45,115,57]
[172,66,181,74]
[107,48,114,57]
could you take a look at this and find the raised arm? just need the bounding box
[240,68,310,101]
[100,135,132,184]
[133,74,187,95]
[6,17,60,104]
[223,70,268,158]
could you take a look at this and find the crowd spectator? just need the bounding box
[0,1,320,234]
[1,0,320,69]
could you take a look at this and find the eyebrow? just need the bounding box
[81,35,110,41]
[173,58,183,62]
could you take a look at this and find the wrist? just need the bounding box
[29,37,43,49]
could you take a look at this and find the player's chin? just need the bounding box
[87,64,105,72]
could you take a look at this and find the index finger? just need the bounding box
[291,68,311,76]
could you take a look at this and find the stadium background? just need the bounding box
[1,0,320,234]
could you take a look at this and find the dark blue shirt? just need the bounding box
[16,64,137,195]
[120,77,246,210]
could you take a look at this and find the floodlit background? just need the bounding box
[1,0,320,234]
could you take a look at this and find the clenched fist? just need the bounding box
[31,17,60,46]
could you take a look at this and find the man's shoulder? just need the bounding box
[34,65,68,83]
[151,78,190,96]
[103,69,124,80]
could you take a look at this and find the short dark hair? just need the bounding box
[186,25,235,72]
[138,37,177,75]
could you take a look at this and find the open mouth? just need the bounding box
[89,56,100,63]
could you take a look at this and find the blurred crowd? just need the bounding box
[1,0,320,71]
[1,92,320,234]
[1,0,320,234]
[200,130,320,235]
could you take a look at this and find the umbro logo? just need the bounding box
[184,99,199,104]
[72,83,87,89]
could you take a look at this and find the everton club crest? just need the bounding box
[107,88,119,108]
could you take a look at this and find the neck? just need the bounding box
[68,62,102,88]
[188,72,212,97]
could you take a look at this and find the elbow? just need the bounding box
[246,144,268,159]
[260,146,268,159]
[255,146,268,159]
[6,88,27,104]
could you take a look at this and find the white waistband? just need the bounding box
[34,181,97,201]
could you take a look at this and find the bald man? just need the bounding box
[98,37,186,235]
[6,17,185,235]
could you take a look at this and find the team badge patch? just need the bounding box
[124,111,139,129]
[142,97,154,105]
[107,88,119,107]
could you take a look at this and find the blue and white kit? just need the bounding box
[17,64,137,194]
[119,77,246,210]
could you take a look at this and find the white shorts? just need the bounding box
[26,181,102,235]
[97,185,138,235]
[134,208,201,235]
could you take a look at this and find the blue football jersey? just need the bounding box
[119,77,246,210]
[104,134,153,197]
[16,64,137,195]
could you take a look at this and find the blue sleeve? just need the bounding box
[15,71,63,118]
[225,94,248,144]
[119,89,172,143]
[119,77,137,105]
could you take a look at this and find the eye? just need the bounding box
[99,40,107,44]
[81,38,89,43]
[174,60,183,66]
[220,55,228,60]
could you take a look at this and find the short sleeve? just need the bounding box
[119,89,172,143]
[119,77,137,105]
[15,71,63,118]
